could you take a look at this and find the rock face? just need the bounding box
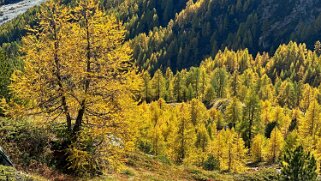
[0,0,46,25]
[0,146,13,167]
[258,0,321,49]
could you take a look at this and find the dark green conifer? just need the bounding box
[280,146,317,181]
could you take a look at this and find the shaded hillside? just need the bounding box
[113,0,189,38]
[1,0,321,72]
[132,0,321,72]
[0,0,188,44]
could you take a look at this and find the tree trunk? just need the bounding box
[73,102,85,135]
[51,15,72,133]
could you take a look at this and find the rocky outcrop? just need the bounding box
[0,146,13,167]
[259,0,321,49]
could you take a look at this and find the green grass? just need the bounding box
[1,152,279,181]
[0,165,47,181]
[0,165,16,181]
[86,152,279,181]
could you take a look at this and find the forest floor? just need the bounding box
[0,152,279,181]
[84,152,279,181]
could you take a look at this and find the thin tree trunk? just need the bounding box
[52,12,72,133]
[73,7,92,135]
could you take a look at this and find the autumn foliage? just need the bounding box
[1,0,321,179]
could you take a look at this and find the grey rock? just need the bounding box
[0,146,13,167]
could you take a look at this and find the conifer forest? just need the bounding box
[1,0,321,180]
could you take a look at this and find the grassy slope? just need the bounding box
[89,152,278,181]
[1,151,279,181]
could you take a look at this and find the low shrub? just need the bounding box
[203,155,220,171]
[120,168,135,176]
[0,118,51,167]
[234,168,279,181]
[155,155,172,165]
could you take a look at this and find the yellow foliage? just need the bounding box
[266,128,284,163]
[260,100,272,125]
[272,106,291,136]
[210,129,247,173]
[298,100,321,145]
[251,134,266,162]
[173,103,196,164]
[3,0,142,173]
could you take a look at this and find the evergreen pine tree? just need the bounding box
[280,146,317,181]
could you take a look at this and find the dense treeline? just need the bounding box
[3,0,321,73]
[0,0,188,45]
[131,0,321,72]
[115,0,188,38]
[0,42,20,104]
[141,42,321,103]
[134,41,321,173]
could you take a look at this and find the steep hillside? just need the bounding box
[5,0,321,72]
[0,0,188,43]
[132,0,321,72]
[108,0,189,38]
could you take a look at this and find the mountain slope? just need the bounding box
[114,0,189,38]
[132,0,321,72]
[1,0,321,72]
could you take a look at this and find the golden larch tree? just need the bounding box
[251,134,266,162]
[173,103,196,164]
[210,129,247,173]
[4,0,140,173]
[266,128,284,163]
